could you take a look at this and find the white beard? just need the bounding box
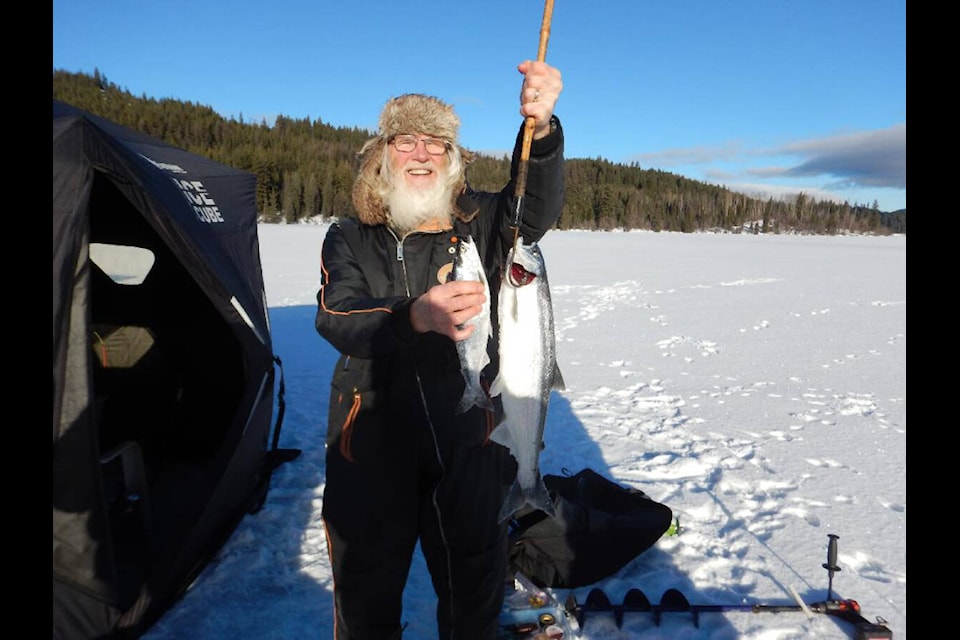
[384,171,455,235]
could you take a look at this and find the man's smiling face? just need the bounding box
[388,133,450,191]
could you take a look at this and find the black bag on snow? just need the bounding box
[507,468,673,589]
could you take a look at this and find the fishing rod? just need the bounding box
[510,0,555,258]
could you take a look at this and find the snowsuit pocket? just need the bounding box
[327,355,385,463]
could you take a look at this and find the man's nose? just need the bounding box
[411,140,431,159]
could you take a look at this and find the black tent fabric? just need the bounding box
[53,100,298,639]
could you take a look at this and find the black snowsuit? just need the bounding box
[315,119,564,640]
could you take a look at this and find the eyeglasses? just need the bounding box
[389,135,450,156]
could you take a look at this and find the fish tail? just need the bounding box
[497,476,556,523]
[526,478,556,518]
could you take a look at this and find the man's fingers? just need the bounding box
[450,303,483,327]
[444,280,485,297]
[412,280,487,337]
[450,293,486,314]
[451,322,477,341]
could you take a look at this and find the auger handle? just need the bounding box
[822,534,841,600]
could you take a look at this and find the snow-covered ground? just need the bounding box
[143,224,906,640]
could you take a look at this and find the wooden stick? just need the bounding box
[511,0,556,247]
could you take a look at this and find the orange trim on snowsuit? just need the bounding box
[319,258,394,316]
[339,390,361,462]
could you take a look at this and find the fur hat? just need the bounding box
[352,94,477,226]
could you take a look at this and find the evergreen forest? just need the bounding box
[53,69,905,235]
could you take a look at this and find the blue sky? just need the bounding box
[53,0,906,213]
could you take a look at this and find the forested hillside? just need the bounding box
[53,69,905,234]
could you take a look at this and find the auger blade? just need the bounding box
[659,588,697,627]
[618,589,652,627]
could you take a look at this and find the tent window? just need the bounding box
[90,242,156,285]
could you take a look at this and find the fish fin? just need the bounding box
[488,373,504,398]
[551,362,565,391]
[525,477,556,518]
[456,387,494,414]
[488,421,515,450]
[497,476,556,523]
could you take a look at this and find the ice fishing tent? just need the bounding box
[53,99,297,639]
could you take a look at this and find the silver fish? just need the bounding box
[450,235,494,414]
[489,237,564,523]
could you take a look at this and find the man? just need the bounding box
[315,60,564,639]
